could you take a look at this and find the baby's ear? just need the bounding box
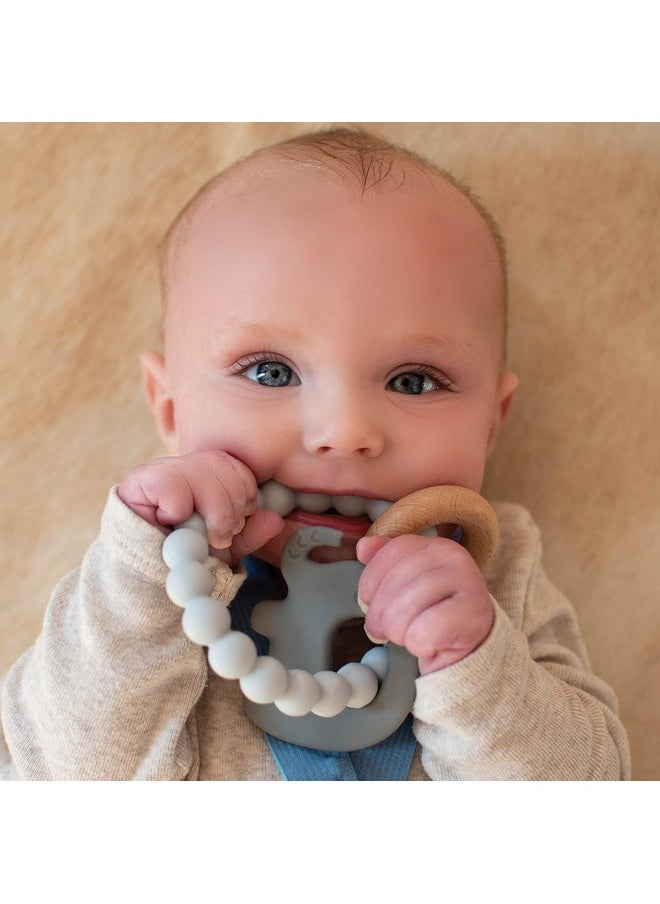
[486,371,519,455]
[141,351,177,451]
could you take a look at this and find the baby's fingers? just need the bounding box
[407,593,495,673]
[229,509,284,561]
[364,564,451,647]
[172,453,252,547]
[196,454,257,543]
[357,534,443,610]
[356,535,391,565]
[119,460,195,530]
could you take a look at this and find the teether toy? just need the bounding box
[163,485,499,751]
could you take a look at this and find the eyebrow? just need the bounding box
[215,320,305,344]
[215,322,479,359]
[388,333,480,358]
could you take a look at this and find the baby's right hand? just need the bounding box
[117,451,284,564]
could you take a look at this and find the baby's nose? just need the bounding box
[302,394,385,458]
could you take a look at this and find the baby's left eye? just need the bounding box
[243,360,300,387]
[387,372,444,394]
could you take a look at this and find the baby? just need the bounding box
[0,128,630,780]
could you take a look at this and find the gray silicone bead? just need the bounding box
[239,655,289,704]
[360,646,389,682]
[166,561,215,607]
[162,528,209,568]
[337,662,379,708]
[311,671,352,718]
[207,631,258,679]
[274,669,321,717]
[181,596,231,646]
[259,480,295,516]
[177,512,208,539]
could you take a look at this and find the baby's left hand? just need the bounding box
[356,534,494,674]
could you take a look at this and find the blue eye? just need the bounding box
[244,361,300,387]
[388,372,440,394]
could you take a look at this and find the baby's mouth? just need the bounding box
[255,480,439,566]
[256,479,392,564]
[257,480,392,532]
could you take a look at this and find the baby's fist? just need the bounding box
[356,534,494,674]
[117,450,283,563]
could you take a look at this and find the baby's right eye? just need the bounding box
[243,361,301,387]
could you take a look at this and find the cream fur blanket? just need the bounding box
[1,123,657,779]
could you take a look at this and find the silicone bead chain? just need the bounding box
[162,513,386,719]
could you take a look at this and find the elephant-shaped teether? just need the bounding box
[244,485,500,751]
[245,527,419,751]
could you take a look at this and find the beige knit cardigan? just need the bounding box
[0,489,630,780]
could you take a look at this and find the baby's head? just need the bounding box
[144,128,518,564]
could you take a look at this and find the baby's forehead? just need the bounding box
[194,151,468,220]
[171,152,496,268]
[163,152,506,340]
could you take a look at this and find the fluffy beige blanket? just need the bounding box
[1,123,657,779]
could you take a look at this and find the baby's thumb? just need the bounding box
[356,534,390,565]
[230,509,284,560]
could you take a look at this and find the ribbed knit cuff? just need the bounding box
[413,598,520,721]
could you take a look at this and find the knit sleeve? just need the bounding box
[0,487,246,780]
[412,504,631,780]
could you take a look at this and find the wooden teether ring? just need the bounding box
[368,485,499,572]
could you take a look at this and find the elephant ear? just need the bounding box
[367,485,499,572]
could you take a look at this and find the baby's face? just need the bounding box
[150,161,517,565]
